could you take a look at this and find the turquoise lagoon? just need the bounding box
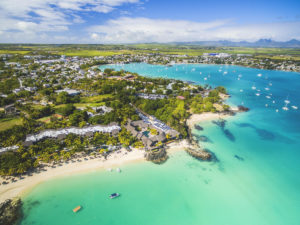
[20,64,300,225]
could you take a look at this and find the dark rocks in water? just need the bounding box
[235,122,275,141]
[212,119,227,129]
[256,128,275,140]
[203,148,219,162]
[234,155,244,161]
[191,133,214,147]
[145,148,168,164]
[224,110,236,116]
[237,105,250,112]
[0,198,23,225]
[235,122,253,128]
[224,129,235,142]
[194,124,203,131]
[185,147,211,161]
[196,135,212,143]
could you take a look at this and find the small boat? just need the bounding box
[107,168,112,172]
[257,73,262,77]
[116,168,121,173]
[73,206,81,213]
[110,193,120,199]
[282,106,289,111]
[255,93,260,96]
[252,86,256,90]
[265,87,270,91]
[292,106,298,110]
[276,109,279,112]
[266,96,271,99]
[284,100,290,104]
[223,71,228,75]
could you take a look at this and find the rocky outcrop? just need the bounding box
[194,124,203,131]
[145,148,168,164]
[186,125,212,161]
[185,147,212,161]
[0,198,23,225]
[237,105,250,112]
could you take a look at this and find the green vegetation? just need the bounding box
[1,44,300,60]
[0,44,233,176]
[0,117,22,131]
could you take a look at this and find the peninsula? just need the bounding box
[0,53,239,204]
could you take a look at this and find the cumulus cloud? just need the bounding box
[88,17,300,43]
[0,0,140,42]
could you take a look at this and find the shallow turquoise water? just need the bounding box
[20,64,300,225]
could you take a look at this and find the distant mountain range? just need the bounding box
[172,39,300,48]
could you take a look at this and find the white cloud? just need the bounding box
[0,0,140,42]
[91,33,99,40]
[88,17,300,43]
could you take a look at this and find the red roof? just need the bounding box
[177,96,185,100]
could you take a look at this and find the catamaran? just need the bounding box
[282,103,289,111]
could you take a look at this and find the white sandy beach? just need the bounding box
[186,112,231,128]
[0,140,193,202]
[0,112,227,203]
[0,149,145,202]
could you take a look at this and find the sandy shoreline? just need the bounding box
[0,149,145,202]
[0,140,192,202]
[0,112,227,203]
[186,112,231,128]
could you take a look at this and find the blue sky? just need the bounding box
[0,0,299,43]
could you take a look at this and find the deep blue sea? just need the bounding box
[20,63,300,225]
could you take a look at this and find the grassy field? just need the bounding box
[2,44,300,58]
[80,94,113,103]
[254,55,300,61]
[0,117,22,131]
[0,50,31,55]
[56,50,134,56]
